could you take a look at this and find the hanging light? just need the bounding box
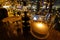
[30,14,49,39]
[30,22,49,39]
[31,22,49,34]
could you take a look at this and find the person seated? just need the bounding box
[0,8,8,40]
[0,8,8,21]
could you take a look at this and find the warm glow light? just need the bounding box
[3,6,10,8]
[35,22,48,30]
[36,23,44,28]
[31,22,49,34]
